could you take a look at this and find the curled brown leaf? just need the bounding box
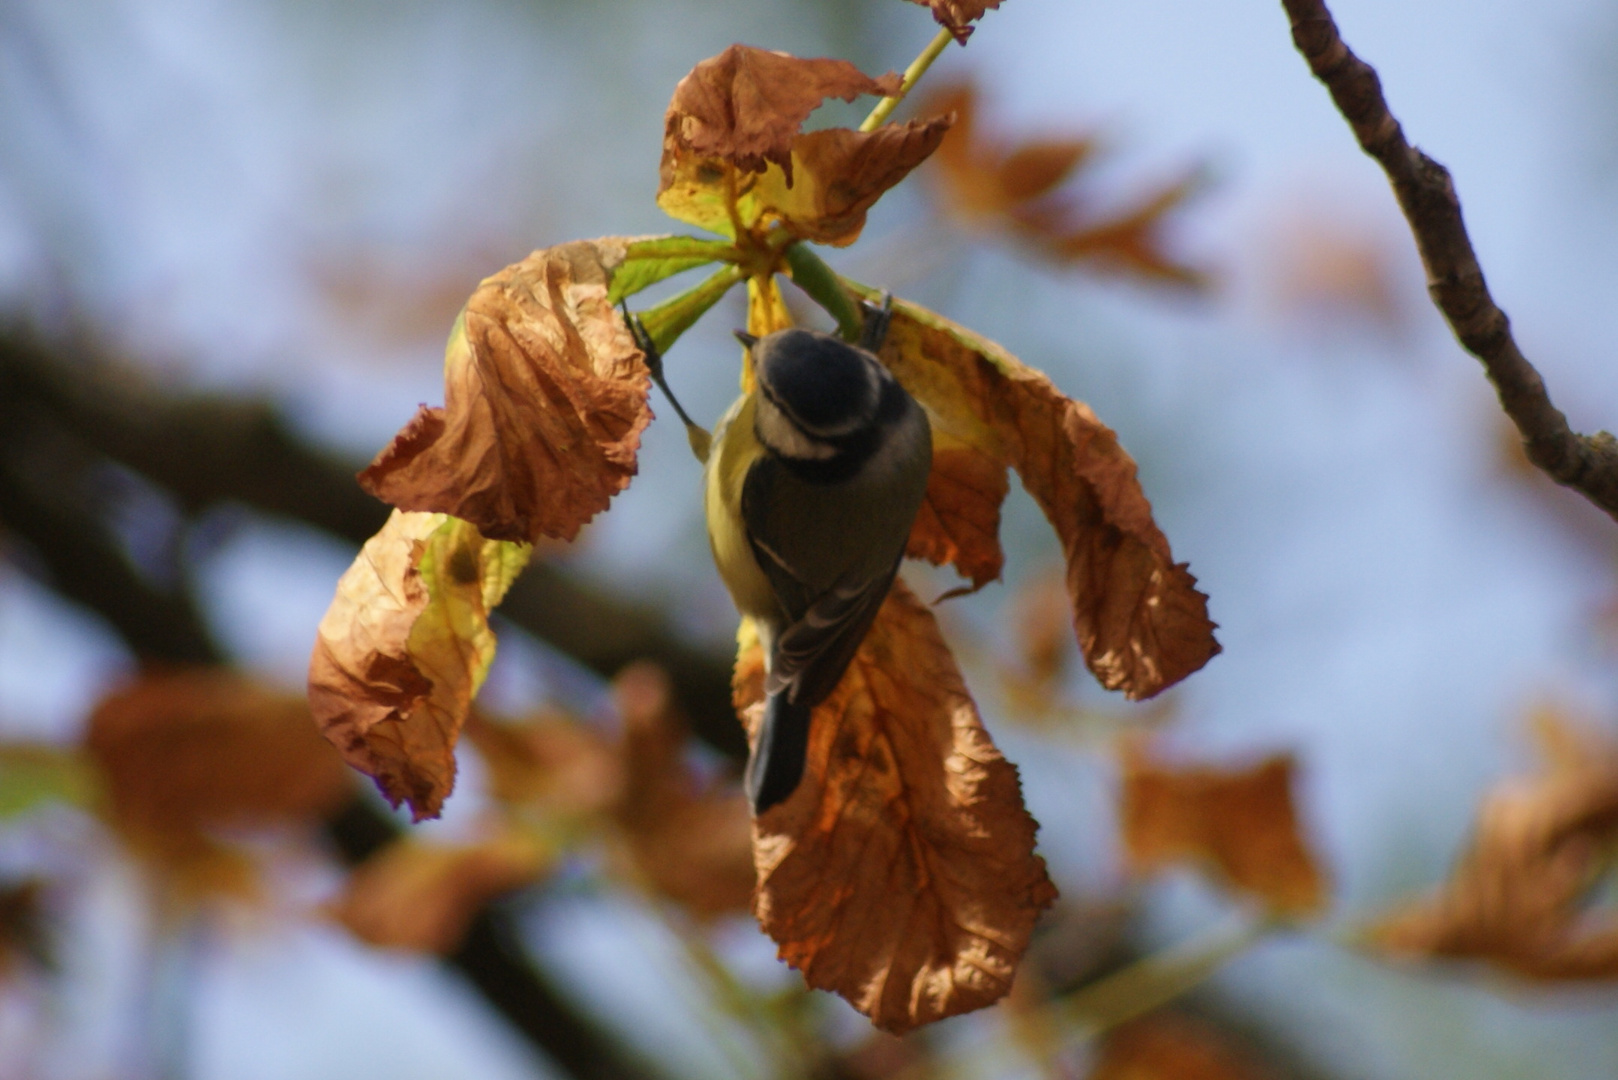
[308,511,531,821]
[1120,742,1328,917]
[736,581,1056,1033]
[359,239,651,545]
[1372,708,1618,979]
[662,45,899,182]
[657,47,947,247]
[869,292,1218,699]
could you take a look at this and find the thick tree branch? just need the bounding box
[1281,0,1618,520]
[0,331,745,758]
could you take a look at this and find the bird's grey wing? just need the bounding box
[765,560,897,708]
[740,456,897,709]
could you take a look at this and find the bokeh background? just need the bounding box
[3,0,1618,1077]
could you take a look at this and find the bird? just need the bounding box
[627,298,932,814]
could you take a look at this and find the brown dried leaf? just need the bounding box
[359,239,651,545]
[662,45,899,182]
[657,47,944,247]
[309,511,531,821]
[1092,1015,1277,1080]
[917,82,1207,287]
[871,294,1218,698]
[1120,742,1328,916]
[331,830,546,954]
[611,664,755,918]
[903,0,1004,43]
[87,669,351,838]
[904,433,1007,590]
[1371,708,1618,979]
[736,581,1057,1033]
[743,119,952,247]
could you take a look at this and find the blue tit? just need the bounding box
[703,316,932,814]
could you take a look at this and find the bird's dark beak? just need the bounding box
[734,330,759,349]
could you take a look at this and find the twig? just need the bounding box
[1281,0,1618,521]
[860,27,955,132]
[1060,916,1269,1036]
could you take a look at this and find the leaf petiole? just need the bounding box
[859,26,956,132]
[633,262,746,355]
[783,243,864,342]
[608,236,743,305]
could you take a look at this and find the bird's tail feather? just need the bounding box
[746,693,812,814]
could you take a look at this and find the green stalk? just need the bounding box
[783,243,864,342]
[859,27,955,132]
[633,263,746,354]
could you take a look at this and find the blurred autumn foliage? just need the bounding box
[916,83,1209,286]
[4,2,1618,1079]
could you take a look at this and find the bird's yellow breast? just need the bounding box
[704,392,779,622]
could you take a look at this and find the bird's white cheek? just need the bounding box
[756,397,837,461]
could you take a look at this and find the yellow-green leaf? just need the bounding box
[308,510,532,820]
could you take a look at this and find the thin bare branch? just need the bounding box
[1281,0,1618,520]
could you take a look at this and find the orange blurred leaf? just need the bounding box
[735,580,1056,1033]
[868,291,1218,699]
[903,0,1004,43]
[917,83,1208,287]
[1120,742,1328,917]
[1372,708,1618,979]
[331,830,546,954]
[657,46,947,248]
[309,510,531,821]
[85,669,352,905]
[359,239,652,545]
[1265,215,1409,333]
[468,711,623,820]
[466,667,755,919]
[1092,1014,1277,1080]
[87,669,351,837]
[610,664,755,918]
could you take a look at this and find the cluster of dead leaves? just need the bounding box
[1,664,746,961]
[1371,707,1618,979]
[308,40,1220,1031]
[916,83,1209,287]
[331,662,755,955]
